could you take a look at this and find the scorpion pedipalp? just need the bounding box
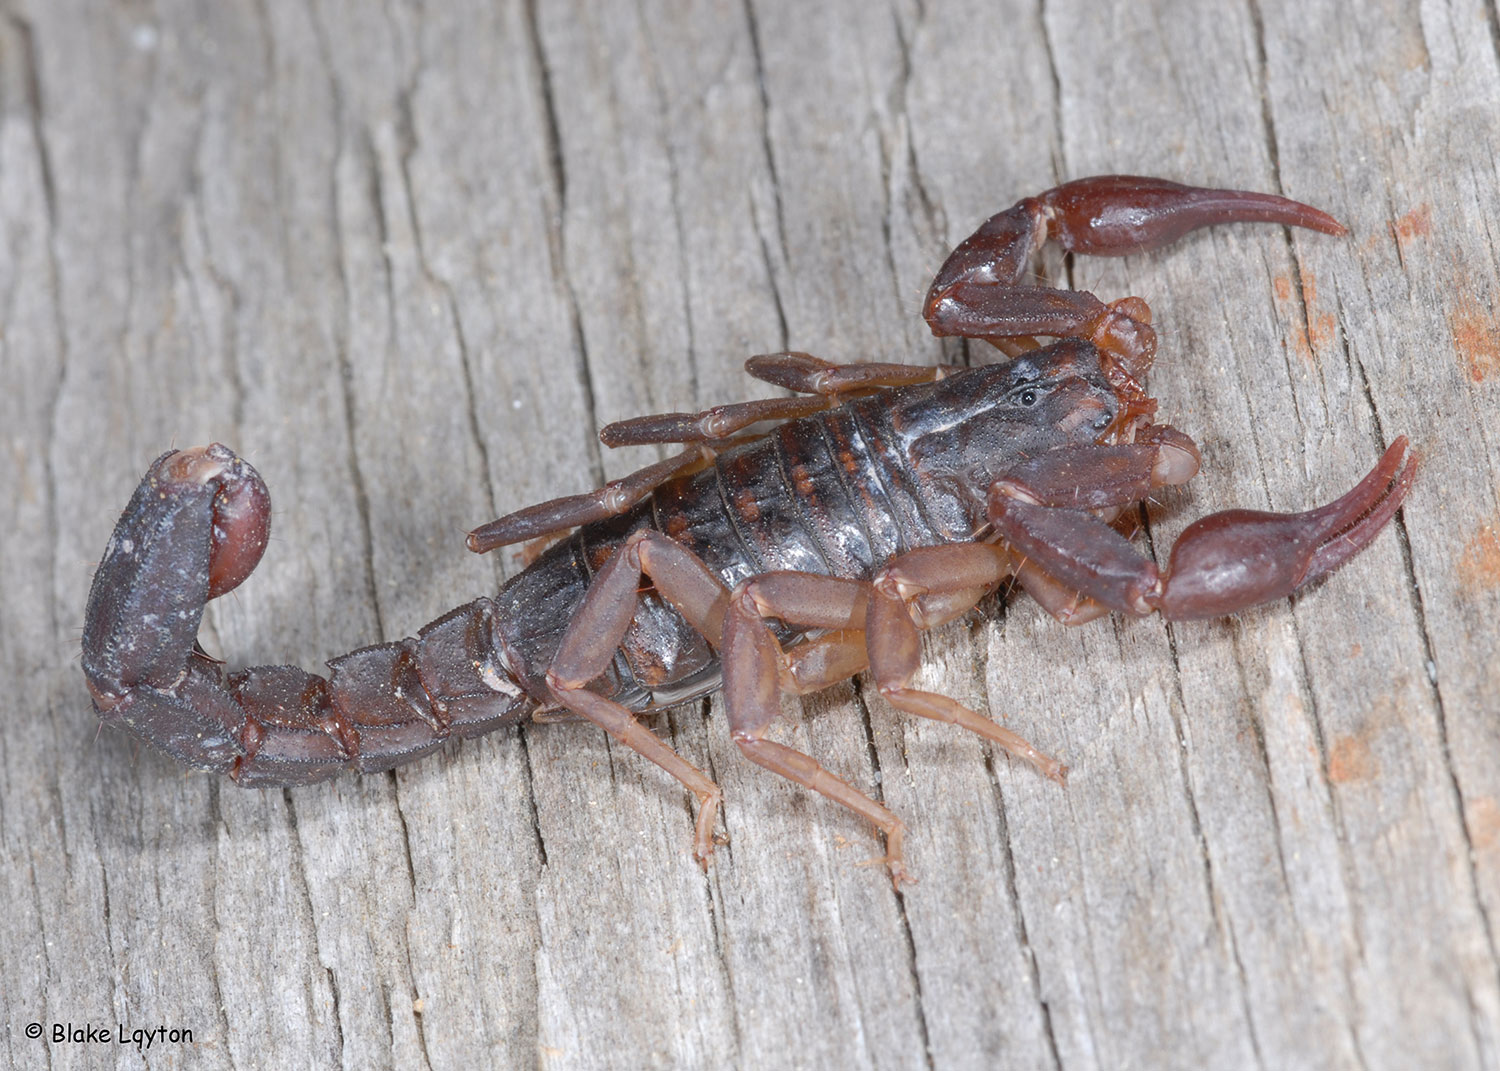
[988,436,1416,621]
[923,174,1346,378]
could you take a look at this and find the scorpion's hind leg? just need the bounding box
[923,175,1346,372]
[468,446,712,553]
[988,435,1417,621]
[544,530,733,865]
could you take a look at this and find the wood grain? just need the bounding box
[3,1,1497,1068]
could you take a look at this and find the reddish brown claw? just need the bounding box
[923,175,1345,371]
[990,435,1415,623]
[1156,437,1416,619]
[1035,174,1346,257]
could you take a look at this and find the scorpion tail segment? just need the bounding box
[83,445,269,709]
[86,447,535,784]
[1035,175,1346,257]
[1155,437,1416,620]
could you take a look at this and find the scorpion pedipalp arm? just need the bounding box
[1153,437,1417,619]
[923,175,1346,371]
[1032,175,1344,256]
[989,437,1417,621]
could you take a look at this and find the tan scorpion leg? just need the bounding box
[546,530,732,866]
[721,582,918,887]
[865,546,1067,784]
[721,543,1064,887]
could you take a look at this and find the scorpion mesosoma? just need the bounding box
[84,175,1415,885]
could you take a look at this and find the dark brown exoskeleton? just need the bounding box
[83,176,1415,885]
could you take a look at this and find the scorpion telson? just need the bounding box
[83,175,1415,886]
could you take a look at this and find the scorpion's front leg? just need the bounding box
[724,547,1071,888]
[924,175,1346,375]
[988,433,1417,620]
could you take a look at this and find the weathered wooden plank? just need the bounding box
[2,1,1496,1069]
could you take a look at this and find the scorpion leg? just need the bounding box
[548,536,923,880]
[480,354,963,546]
[743,352,962,395]
[468,445,712,552]
[600,354,966,449]
[601,396,838,447]
[723,548,1063,886]
[924,175,1346,374]
[989,436,1417,621]
[864,547,1068,783]
[545,530,730,865]
[722,582,916,887]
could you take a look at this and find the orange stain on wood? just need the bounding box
[1467,797,1500,854]
[1300,273,1337,357]
[1391,203,1432,243]
[1451,297,1500,382]
[1458,521,1500,589]
[1274,271,1337,365]
[1327,732,1376,784]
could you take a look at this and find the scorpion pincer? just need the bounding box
[83,176,1416,886]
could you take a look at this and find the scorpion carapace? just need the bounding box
[83,175,1415,885]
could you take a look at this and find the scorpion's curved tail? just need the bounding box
[923,174,1346,377]
[82,445,535,786]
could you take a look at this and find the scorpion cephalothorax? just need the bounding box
[83,176,1414,885]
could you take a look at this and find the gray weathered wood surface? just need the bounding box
[3,1,1498,1068]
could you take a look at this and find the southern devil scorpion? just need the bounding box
[83,176,1415,885]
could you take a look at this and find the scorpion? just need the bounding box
[83,175,1416,886]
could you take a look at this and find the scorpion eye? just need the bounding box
[1004,377,1052,410]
